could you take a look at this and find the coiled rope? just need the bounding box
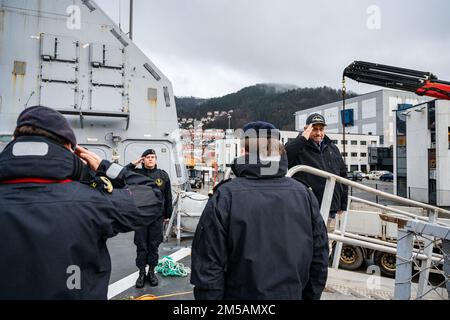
[155,256,190,277]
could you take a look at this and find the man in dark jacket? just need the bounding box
[127,149,173,288]
[191,121,329,300]
[285,113,348,228]
[0,106,163,300]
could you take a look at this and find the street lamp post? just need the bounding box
[226,110,233,130]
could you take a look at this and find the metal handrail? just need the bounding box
[287,165,450,216]
[287,165,449,299]
[331,230,444,261]
[349,196,450,227]
[395,220,450,300]
[328,233,443,262]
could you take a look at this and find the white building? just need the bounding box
[281,131,380,172]
[213,130,381,173]
[393,99,450,206]
[215,137,242,171]
[294,89,430,147]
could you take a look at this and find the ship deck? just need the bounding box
[107,233,448,300]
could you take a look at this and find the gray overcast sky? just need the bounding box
[95,0,450,98]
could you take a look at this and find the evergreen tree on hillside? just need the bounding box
[177,85,357,131]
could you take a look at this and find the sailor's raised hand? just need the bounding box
[75,145,102,171]
[302,124,314,140]
[132,157,144,166]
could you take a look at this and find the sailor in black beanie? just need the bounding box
[15,105,78,149]
[191,121,328,300]
[0,106,163,299]
[127,149,173,288]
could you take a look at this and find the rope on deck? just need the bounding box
[155,256,190,277]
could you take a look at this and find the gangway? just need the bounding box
[287,165,450,300]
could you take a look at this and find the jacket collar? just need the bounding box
[0,136,85,181]
[306,135,332,151]
[143,164,157,173]
[231,153,288,179]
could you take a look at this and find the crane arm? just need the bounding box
[343,61,450,100]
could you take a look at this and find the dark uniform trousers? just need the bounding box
[134,216,164,269]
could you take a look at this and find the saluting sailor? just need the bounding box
[127,149,173,288]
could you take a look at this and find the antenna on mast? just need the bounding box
[118,0,122,31]
[129,0,134,40]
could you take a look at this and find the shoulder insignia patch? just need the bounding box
[155,178,164,187]
[99,176,113,193]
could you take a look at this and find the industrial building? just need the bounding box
[394,99,450,206]
[281,131,380,172]
[181,129,383,174]
[185,130,381,174]
[294,89,430,147]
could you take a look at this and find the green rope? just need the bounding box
[155,256,190,277]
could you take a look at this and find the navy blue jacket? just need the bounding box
[126,163,173,219]
[285,135,348,212]
[191,154,329,300]
[0,136,163,299]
